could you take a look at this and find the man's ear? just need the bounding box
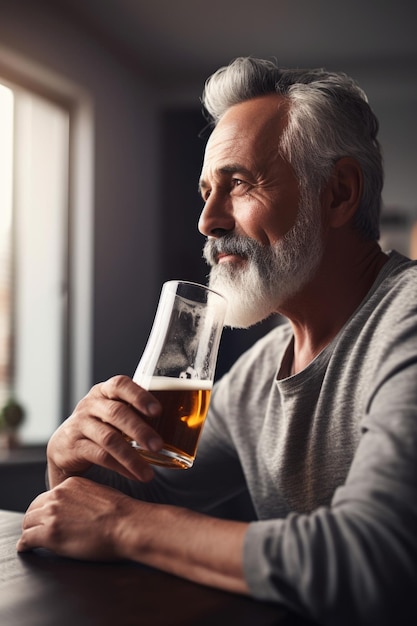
[322,157,363,229]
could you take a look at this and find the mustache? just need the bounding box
[203,234,262,266]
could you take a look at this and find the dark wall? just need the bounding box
[159,108,278,381]
[159,108,208,286]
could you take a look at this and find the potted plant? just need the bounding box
[0,397,25,449]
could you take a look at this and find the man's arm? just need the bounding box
[17,475,249,596]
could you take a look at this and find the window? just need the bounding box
[0,64,93,446]
[0,80,69,444]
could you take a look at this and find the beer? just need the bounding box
[130,376,212,469]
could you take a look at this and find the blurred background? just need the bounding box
[0,0,416,466]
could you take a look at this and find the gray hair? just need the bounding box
[202,57,383,240]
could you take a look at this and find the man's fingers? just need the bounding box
[64,431,155,483]
[88,395,163,453]
[98,376,161,418]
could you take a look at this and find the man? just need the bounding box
[17,58,417,625]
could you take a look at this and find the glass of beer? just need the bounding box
[130,280,227,469]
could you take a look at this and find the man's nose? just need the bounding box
[198,193,235,237]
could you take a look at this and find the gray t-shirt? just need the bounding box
[86,250,417,625]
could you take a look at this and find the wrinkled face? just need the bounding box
[198,95,324,328]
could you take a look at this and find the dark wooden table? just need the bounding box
[0,509,317,626]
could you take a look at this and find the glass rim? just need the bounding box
[163,280,227,303]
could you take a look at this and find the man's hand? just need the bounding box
[16,477,136,560]
[47,376,163,487]
[17,476,249,597]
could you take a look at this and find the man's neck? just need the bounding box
[279,238,388,375]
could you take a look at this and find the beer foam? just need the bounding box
[148,376,212,391]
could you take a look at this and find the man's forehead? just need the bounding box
[215,93,289,132]
[201,95,288,179]
[204,94,289,156]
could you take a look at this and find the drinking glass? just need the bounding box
[130,280,227,469]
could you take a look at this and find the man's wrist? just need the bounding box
[113,499,249,595]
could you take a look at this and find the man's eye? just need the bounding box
[232,178,249,190]
[231,178,250,194]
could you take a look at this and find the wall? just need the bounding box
[349,61,417,217]
[0,0,161,403]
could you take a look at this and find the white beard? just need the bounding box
[203,196,324,328]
